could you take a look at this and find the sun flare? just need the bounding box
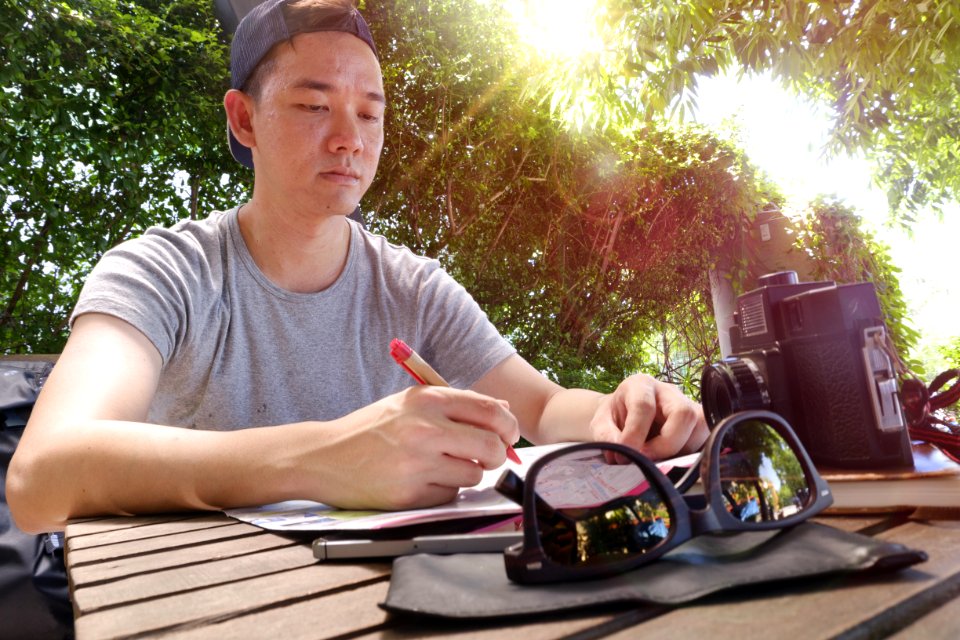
[508,0,604,61]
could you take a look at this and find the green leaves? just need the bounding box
[519,0,960,219]
[0,0,243,353]
[2,0,926,394]
[360,1,778,386]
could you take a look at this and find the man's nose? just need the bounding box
[327,112,363,154]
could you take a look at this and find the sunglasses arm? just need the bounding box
[495,469,525,505]
[672,457,702,494]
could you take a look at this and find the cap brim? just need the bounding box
[227,123,254,169]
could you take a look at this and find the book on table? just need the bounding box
[679,441,960,513]
[820,442,960,513]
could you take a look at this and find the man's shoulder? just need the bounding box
[74,209,238,361]
[137,209,231,251]
[352,221,441,274]
[106,209,234,269]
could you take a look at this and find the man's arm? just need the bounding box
[7,314,519,533]
[472,354,708,457]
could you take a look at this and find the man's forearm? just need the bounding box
[6,418,314,533]
[529,387,605,444]
[8,384,523,533]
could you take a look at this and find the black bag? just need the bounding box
[1,360,73,639]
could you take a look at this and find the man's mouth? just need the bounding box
[323,167,360,178]
[320,167,361,184]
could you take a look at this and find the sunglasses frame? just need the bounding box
[501,409,834,584]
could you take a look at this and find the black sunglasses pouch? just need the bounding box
[380,522,926,619]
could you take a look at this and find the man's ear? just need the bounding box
[224,89,256,150]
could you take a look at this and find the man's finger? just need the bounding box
[408,386,520,451]
[679,414,710,454]
[616,377,657,449]
[639,392,702,459]
[587,395,626,444]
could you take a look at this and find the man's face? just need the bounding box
[248,31,385,216]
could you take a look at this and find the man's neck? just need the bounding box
[236,201,352,294]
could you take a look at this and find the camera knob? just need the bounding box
[758,271,799,287]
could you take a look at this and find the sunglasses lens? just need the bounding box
[531,448,672,568]
[718,419,814,523]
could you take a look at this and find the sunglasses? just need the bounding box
[495,409,833,584]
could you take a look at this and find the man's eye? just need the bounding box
[360,113,380,123]
[304,104,329,113]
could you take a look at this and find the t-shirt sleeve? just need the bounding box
[70,227,214,365]
[415,264,516,389]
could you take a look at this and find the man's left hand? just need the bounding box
[588,373,709,459]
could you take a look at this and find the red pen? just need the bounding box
[390,338,522,465]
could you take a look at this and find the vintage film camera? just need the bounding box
[701,271,913,469]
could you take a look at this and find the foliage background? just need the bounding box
[1,0,246,352]
[2,0,951,394]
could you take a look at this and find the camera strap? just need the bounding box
[901,369,960,464]
[928,368,960,410]
[872,332,960,463]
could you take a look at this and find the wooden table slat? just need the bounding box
[66,522,263,568]
[158,581,393,640]
[159,583,650,640]
[74,543,323,612]
[67,515,238,550]
[65,513,218,539]
[889,588,960,640]
[63,513,960,640]
[598,520,960,640]
[70,530,299,586]
[74,562,390,639]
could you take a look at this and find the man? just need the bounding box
[7,0,707,534]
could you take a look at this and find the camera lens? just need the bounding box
[700,359,771,427]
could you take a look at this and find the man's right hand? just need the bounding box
[296,386,520,510]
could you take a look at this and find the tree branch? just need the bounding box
[1,215,53,330]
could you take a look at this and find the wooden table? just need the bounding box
[64,510,960,639]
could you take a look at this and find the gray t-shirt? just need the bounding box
[71,208,515,429]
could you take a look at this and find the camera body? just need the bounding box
[702,271,913,469]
